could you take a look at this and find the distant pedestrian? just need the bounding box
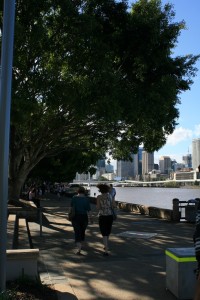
[57,185,62,199]
[109,184,116,201]
[28,185,36,201]
[97,184,115,256]
[71,186,91,255]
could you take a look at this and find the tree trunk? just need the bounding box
[9,173,28,206]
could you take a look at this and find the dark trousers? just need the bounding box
[99,215,113,236]
[72,214,88,243]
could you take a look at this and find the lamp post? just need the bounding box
[0,0,15,292]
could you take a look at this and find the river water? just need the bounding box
[90,186,200,210]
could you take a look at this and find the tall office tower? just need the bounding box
[105,164,114,173]
[117,153,138,180]
[142,151,154,175]
[95,159,106,178]
[159,156,172,174]
[171,159,177,171]
[138,147,143,175]
[192,138,200,170]
[182,153,192,168]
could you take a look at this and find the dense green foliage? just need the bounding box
[0,0,199,201]
[28,151,98,183]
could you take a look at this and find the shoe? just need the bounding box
[75,250,81,255]
[103,252,109,256]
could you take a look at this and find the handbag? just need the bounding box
[68,206,75,221]
[108,194,117,221]
[111,207,117,221]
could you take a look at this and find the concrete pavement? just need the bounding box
[27,194,196,300]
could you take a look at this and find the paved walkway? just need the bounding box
[28,194,196,300]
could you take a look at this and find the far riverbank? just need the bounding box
[90,186,200,210]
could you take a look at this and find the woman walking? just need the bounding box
[71,186,91,255]
[96,184,115,256]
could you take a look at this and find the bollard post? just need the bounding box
[195,198,200,210]
[172,198,180,222]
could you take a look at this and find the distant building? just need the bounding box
[96,159,105,170]
[159,156,172,174]
[117,153,138,180]
[192,138,200,171]
[105,164,114,173]
[142,151,154,175]
[138,147,143,175]
[154,163,159,170]
[75,172,90,181]
[148,169,161,180]
[182,153,192,168]
[175,163,186,171]
[95,159,106,177]
[171,159,177,171]
[173,170,198,181]
[101,173,115,180]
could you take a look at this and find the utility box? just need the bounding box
[165,247,197,299]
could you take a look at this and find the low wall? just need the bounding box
[7,205,40,282]
[6,249,39,281]
[116,201,173,220]
[89,197,173,221]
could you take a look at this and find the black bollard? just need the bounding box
[172,198,180,222]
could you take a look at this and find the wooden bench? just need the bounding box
[6,210,39,281]
[7,214,17,249]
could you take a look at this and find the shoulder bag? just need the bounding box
[68,205,75,221]
[108,194,117,221]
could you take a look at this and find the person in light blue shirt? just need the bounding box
[71,186,91,255]
[109,184,116,201]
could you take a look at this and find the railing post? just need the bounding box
[172,198,180,222]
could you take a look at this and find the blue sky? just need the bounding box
[128,0,200,164]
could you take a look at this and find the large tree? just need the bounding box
[0,0,199,203]
[28,150,99,183]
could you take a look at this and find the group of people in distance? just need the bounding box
[70,183,116,256]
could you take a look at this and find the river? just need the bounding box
[90,186,200,210]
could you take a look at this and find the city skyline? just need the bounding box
[128,0,200,165]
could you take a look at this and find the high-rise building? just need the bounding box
[96,159,105,169]
[91,159,106,180]
[138,147,143,175]
[96,159,106,174]
[117,153,138,180]
[182,153,192,168]
[105,164,114,173]
[159,156,172,174]
[142,151,154,175]
[192,138,200,170]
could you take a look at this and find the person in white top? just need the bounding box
[96,184,115,256]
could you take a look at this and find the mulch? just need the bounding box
[4,281,58,300]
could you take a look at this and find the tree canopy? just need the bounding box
[0,0,199,202]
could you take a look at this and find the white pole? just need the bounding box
[0,0,15,292]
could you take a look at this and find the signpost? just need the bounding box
[0,0,15,292]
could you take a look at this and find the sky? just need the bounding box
[125,0,200,165]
